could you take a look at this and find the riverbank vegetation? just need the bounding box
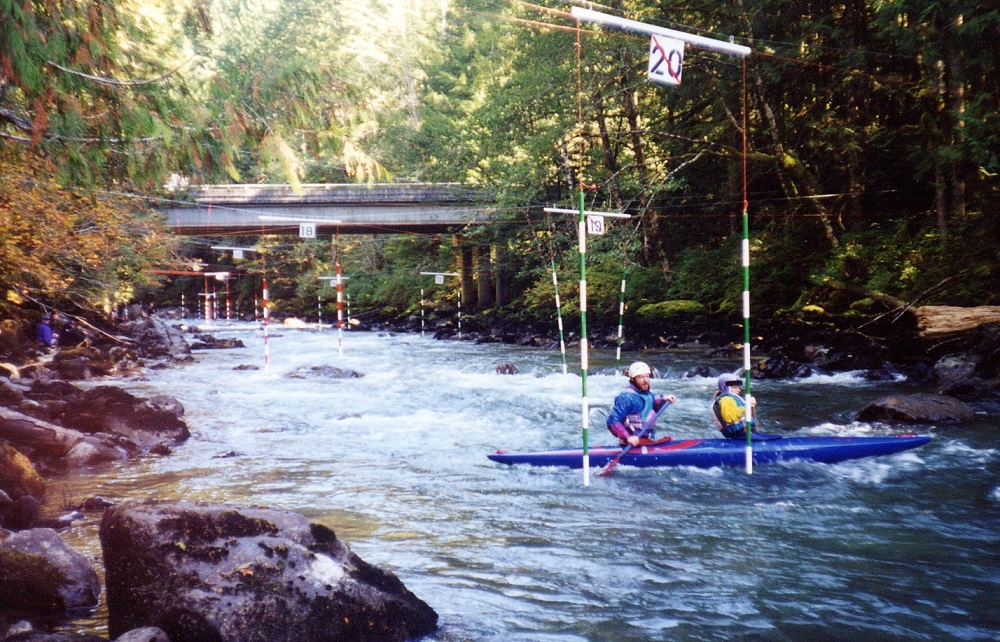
[2,1,998,345]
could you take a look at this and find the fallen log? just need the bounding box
[914,306,1000,339]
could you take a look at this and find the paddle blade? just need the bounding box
[597,457,623,476]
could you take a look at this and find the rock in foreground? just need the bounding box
[99,501,437,642]
[0,528,101,614]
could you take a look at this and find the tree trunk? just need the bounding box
[934,151,947,241]
[738,0,839,249]
[619,69,670,278]
[947,14,966,220]
[592,87,624,211]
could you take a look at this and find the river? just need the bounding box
[48,323,1000,641]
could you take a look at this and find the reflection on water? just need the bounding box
[41,324,1000,640]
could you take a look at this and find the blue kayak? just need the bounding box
[487,434,931,469]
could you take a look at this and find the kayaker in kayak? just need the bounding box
[607,361,676,446]
[712,373,758,439]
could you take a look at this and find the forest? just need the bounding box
[2,0,998,341]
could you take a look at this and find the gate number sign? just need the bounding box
[648,35,683,87]
[587,214,606,235]
[299,222,316,238]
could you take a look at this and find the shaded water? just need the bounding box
[48,324,1000,641]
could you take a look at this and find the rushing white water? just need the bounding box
[51,323,1000,641]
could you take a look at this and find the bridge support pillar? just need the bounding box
[476,245,494,308]
[455,236,477,309]
[494,245,509,309]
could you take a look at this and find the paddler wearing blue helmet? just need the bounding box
[606,361,676,446]
[711,373,758,438]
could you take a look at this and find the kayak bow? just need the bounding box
[488,434,931,470]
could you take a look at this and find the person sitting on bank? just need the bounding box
[712,373,757,439]
[58,318,88,347]
[35,314,56,348]
[607,361,676,446]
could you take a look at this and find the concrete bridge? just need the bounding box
[161,183,493,235]
[161,182,508,309]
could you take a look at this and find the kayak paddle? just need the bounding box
[598,400,672,476]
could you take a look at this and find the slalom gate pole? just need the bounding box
[742,207,752,474]
[578,189,590,486]
[741,59,753,475]
[551,257,568,375]
[615,262,627,371]
[262,277,270,370]
[347,294,351,329]
[254,294,259,322]
[336,255,344,356]
[457,289,462,339]
[203,276,211,323]
[318,294,322,329]
[420,288,425,337]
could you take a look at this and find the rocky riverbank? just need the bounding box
[378,302,1000,398]
[0,314,437,642]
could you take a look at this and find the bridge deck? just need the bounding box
[162,183,493,235]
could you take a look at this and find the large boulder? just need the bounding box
[58,387,189,452]
[0,528,101,614]
[99,501,438,642]
[856,394,975,424]
[135,316,192,361]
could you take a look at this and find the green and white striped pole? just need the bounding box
[615,263,627,371]
[742,206,754,474]
[577,192,590,486]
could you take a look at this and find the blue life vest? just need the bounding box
[624,386,655,433]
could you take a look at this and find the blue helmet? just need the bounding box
[718,373,742,393]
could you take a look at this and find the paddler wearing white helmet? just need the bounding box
[606,361,676,447]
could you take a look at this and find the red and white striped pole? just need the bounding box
[262,277,270,369]
[336,256,344,356]
[203,275,211,323]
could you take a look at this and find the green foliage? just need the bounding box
[3,0,999,329]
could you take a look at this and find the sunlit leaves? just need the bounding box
[0,149,174,311]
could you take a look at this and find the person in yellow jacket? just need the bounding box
[711,373,757,439]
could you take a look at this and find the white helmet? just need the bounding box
[627,361,651,379]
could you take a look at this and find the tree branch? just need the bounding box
[46,55,196,88]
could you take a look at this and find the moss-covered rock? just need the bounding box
[635,300,707,323]
[0,528,100,613]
